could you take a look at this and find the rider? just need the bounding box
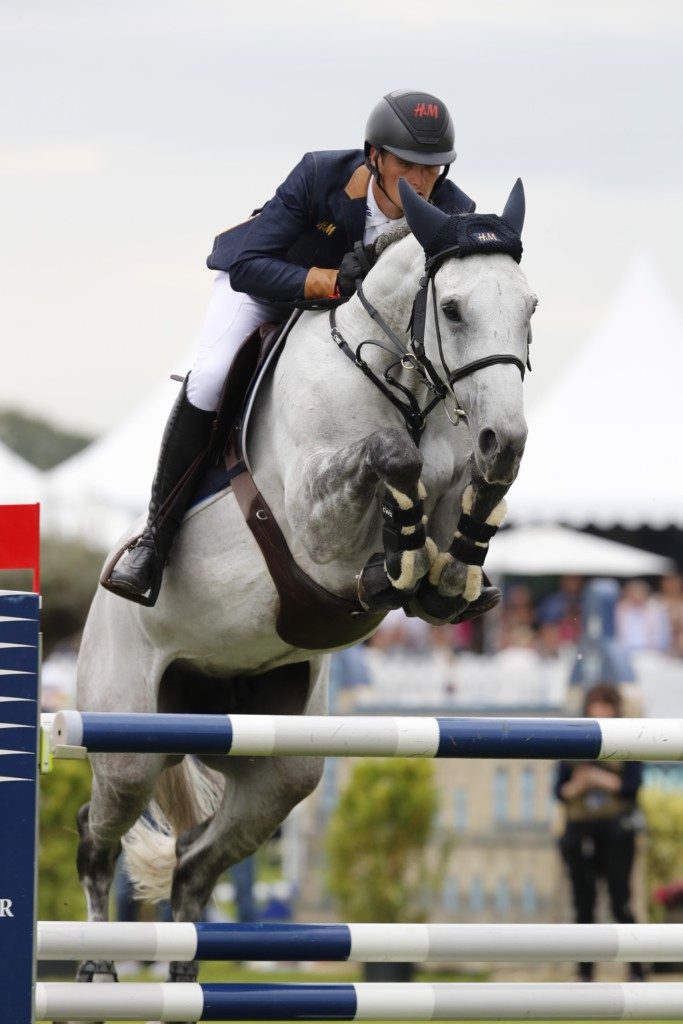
[107,89,474,604]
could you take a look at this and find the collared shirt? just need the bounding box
[363,179,405,246]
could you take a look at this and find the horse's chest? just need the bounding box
[420,434,468,499]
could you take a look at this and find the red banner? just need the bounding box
[0,503,40,592]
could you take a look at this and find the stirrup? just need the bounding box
[99,535,164,607]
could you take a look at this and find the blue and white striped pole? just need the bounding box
[36,921,683,963]
[34,981,683,1021]
[53,710,683,761]
[1,591,41,1024]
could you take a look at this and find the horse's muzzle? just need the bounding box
[476,425,527,484]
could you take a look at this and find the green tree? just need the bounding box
[326,758,450,923]
[40,539,105,654]
[0,408,92,469]
[38,759,92,921]
[640,787,683,919]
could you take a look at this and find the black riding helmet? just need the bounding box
[365,90,456,175]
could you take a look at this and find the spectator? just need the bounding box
[535,620,563,660]
[430,620,475,653]
[367,608,431,653]
[615,580,670,653]
[657,574,683,658]
[555,683,646,983]
[537,575,583,645]
[499,583,535,649]
[329,646,371,690]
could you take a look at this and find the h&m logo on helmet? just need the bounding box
[413,103,439,118]
[475,231,499,243]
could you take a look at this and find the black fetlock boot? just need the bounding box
[102,381,215,605]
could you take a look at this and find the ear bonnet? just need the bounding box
[399,177,525,267]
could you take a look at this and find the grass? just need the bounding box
[35,961,678,1024]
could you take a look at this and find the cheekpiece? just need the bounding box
[425,214,523,268]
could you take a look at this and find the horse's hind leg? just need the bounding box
[75,752,165,986]
[167,751,324,987]
[166,659,327,991]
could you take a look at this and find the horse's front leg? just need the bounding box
[290,426,433,609]
[409,465,508,624]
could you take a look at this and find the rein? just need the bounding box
[329,252,530,446]
[330,292,439,446]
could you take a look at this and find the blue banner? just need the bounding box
[0,591,40,1024]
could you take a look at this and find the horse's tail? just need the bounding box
[121,758,225,904]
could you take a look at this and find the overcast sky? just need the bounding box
[2,0,682,435]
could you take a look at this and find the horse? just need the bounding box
[73,179,536,1016]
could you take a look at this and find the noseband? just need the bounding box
[330,223,531,446]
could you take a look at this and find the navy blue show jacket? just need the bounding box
[206,149,475,303]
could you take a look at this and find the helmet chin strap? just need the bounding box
[435,164,451,190]
[365,155,404,216]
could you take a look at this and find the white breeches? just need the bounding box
[186,272,279,412]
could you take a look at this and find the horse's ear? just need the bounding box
[399,178,449,250]
[502,178,525,236]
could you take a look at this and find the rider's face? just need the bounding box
[370,147,441,217]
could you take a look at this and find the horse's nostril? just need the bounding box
[478,428,498,459]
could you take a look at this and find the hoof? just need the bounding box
[166,959,200,1023]
[357,552,416,612]
[169,958,199,983]
[75,958,119,983]
[407,581,501,625]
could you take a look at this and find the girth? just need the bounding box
[225,436,385,650]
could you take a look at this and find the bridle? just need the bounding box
[329,244,531,447]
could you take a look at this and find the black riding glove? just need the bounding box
[337,242,376,296]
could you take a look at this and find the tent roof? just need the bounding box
[507,254,683,528]
[0,441,43,503]
[42,372,183,548]
[487,525,675,577]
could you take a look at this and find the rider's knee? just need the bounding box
[185,371,222,413]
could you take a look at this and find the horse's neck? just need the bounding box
[335,234,423,355]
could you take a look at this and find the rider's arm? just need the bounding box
[228,153,337,303]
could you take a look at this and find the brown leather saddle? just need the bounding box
[199,316,385,651]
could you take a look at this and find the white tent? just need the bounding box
[507,254,683,528]
[42,372,183,549]
[0,441,43,504]
[486,524,674,577]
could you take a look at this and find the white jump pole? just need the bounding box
[35,921,683,963]
[34,981,683,1021]
[50,710,683,761]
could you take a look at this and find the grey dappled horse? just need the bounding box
[73,181,535,1019]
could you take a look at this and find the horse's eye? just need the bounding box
[442,301,462,322]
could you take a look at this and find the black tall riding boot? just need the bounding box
[103,382,215,605]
